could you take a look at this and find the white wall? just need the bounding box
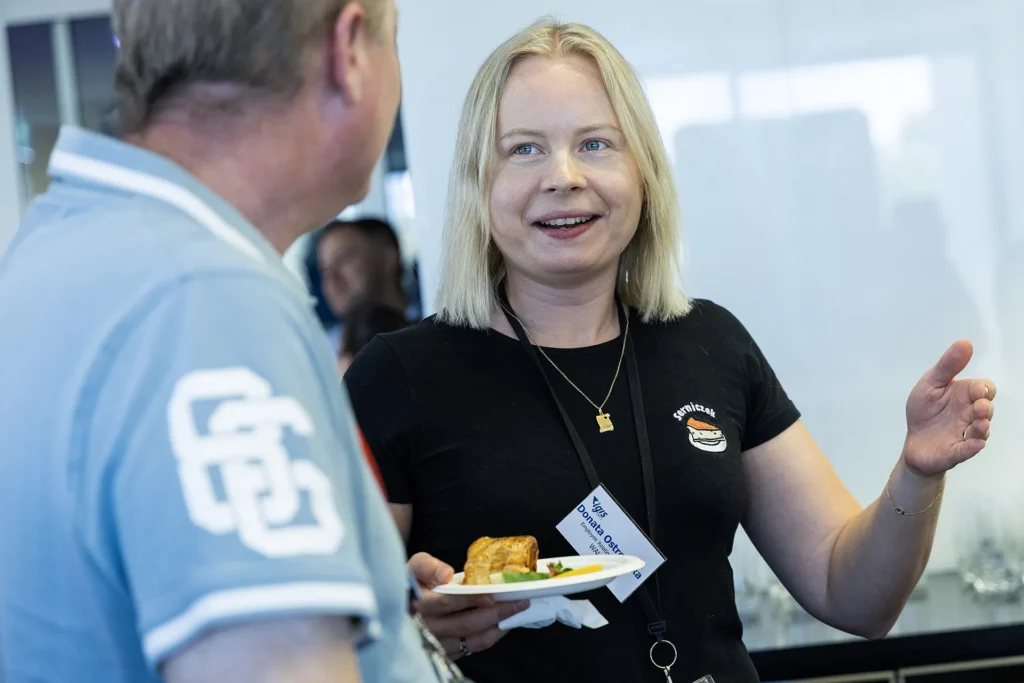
[397,0,1024,574]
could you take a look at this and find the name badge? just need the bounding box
[556,484,666,602]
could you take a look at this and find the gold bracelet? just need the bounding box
[885,479,944,516]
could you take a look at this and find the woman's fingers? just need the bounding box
[408,552,454,588]
[415,590,495,617]
[424,600,530,638]
[407,552,530,660]
[440,626,513,660]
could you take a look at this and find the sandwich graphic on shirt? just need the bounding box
[686,416,727,453]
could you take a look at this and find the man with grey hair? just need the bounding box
[0,1,454,682]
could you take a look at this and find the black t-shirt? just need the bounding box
[345,299,799,683]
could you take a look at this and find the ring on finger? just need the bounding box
[459,637,472,658]
[962,428,968,440]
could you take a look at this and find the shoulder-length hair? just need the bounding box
[435,18,691,329]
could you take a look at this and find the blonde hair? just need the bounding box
[436,18,691,329]
[112,0,388,134]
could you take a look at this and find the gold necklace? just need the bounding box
[502,304,629,434]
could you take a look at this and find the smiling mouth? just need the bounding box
[534,215,599,229]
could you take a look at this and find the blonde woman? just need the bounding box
[345,18,997,683]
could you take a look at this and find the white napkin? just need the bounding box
[498,597,608,630]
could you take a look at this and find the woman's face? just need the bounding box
[489,55,643,287]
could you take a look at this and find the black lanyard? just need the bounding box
[497,287,668,643]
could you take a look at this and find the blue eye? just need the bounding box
[513,144,539,156]
[583,139,608,152]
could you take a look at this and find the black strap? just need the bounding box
[497,286,667,640]
[623,329,667,638]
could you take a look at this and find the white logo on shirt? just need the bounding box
[168,367,344,558]
[672,402,716,422]
[673,403,728,453]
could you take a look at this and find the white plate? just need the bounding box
[433,555,645,602]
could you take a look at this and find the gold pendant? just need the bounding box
[596,413,614,433]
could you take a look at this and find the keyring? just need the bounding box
[650,638,678,670]
[963,428,968,440]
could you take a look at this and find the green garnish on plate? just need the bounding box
[501,571,551,583]
[547,561,568,576]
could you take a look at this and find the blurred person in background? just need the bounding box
[316,217,418,353]
[0,0,456,682]
[345,18,998,682]
[338,301,411,375]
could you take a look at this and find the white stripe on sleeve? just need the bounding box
[143,581,378,666]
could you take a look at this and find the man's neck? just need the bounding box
[128,117,336,255]
[495,269,620,348]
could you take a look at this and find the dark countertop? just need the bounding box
[744,572,1024,681]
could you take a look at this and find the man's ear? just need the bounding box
[328,2,370,105]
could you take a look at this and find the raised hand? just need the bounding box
[902,340,996,477]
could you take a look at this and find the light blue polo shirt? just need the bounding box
[0,127,436,682]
